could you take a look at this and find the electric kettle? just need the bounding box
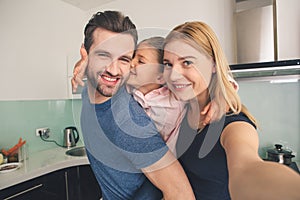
[63,126,79,148]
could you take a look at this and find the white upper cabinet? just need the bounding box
[235,0,300,64]
[277,0,300,60]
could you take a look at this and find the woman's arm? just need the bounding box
[221,121,300,200]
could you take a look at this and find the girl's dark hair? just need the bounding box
[84,11,138,53]
[137,36,165,72]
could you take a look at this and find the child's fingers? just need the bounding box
[80,44,88,60]
[76,76,85,87]
[201,103,211,115]
[73,59,84,76]
[202,110,213,126]
[201,102,221,125]
[71,44,88,93]
[71,77,78,93]
[71,76,85,92]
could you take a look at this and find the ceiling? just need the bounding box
[61,0,115,10]
[62,0,251,10]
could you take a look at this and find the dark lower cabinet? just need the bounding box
[75,165,102,200]
[0,165,102,200]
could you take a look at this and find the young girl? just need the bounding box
[126,36,186,153]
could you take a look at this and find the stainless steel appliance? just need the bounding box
[63,126,79,148]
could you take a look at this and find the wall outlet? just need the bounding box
[36,127,50,138]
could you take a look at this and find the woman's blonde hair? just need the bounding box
[165,21,257,126]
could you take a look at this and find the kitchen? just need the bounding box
[0,0,299,199]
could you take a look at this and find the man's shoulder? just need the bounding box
[110,87,153,125]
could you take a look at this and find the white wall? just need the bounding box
[88,0,236,63]
[0,0,235,100]
[0,0,86,100]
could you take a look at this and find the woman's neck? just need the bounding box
[187,89,210,130]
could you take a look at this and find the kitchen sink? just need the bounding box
[65,146,86,157]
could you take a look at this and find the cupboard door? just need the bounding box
[0,170,66,200]
[41,169,67,200]
[0,182,44,200]
[65,166,80,200]
[77,165,102,200]
[0,165,101,200]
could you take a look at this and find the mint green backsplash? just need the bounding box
[0,80,299,161]
[0,99,82,154]
[238,80,300,161]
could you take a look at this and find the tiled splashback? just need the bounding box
[0,80,299,161]
[237,79,299,160]
[0,99,82,154]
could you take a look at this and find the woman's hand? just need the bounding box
[71,44,88,93]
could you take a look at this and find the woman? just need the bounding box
[162,21,300,200]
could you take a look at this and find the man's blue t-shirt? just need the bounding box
[81,86,168,200]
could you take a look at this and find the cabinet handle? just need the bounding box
[4,184,43,200]
[65,171,69,200]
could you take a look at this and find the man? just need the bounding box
[76,11,195,200]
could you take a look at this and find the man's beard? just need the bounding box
[88,73,124,97]
[96,84,115,97]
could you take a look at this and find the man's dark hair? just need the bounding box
[84,10,138,53]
